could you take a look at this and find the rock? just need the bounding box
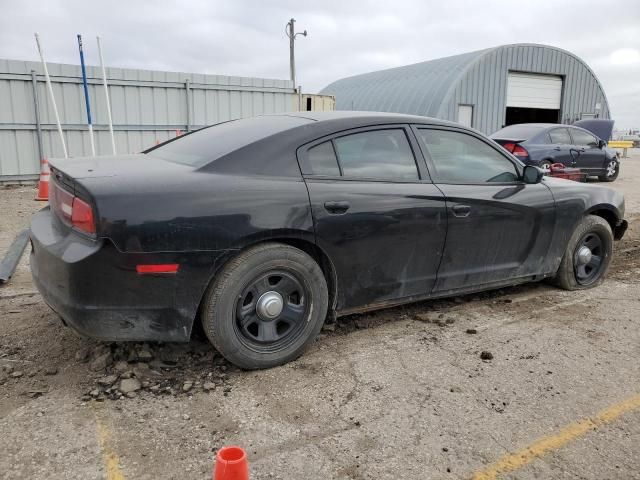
[90,352,113,372]
[10,371,24,378]
[415,313,433,323]
[97,375,118,386]
[203,382,216,392]
[90,389,100,397]
[182,413,190,421]
[126,392,137,398]
[119,378,142,394]
[182,382,193,392]
[137,346,154,362]
[114,361,129,373]
[480,351,494,360]
[75,347,91,363]
[44,366,58,376]
[445,318,455,325]
[466,328,478,334]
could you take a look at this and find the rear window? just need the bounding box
[491,124,546,140]
[145,115,311,167]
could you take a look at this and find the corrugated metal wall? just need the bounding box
[0,59,297,180]
[439,44,611,134]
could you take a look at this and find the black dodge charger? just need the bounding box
[30,112,628,369]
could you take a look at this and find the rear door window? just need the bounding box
[332,129,419,180]
[307,141,340,176]
[549,128,572,145]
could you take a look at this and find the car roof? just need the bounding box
[277,111,461,128]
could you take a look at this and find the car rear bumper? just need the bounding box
[30,207,228,342]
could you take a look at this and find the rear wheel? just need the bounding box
[598,158,619,182]
[552,215,613,290]
[201,243,328,369]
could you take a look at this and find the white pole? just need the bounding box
[96,36,116,155]
[34,33,68,158]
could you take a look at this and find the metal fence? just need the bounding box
[0,58,298,181]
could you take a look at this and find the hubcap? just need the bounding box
[235,271,308,350]
[606,160,617,177]
[576,246,592,265]
[573,232,604,285]
[256,291,284,320]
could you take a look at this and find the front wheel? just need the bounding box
[201,242,328,369]
[551,215,613,290]
[539,160,552,172]
[599,158,619,182]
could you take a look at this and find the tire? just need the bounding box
[552,215,613,291]
[598,157,620,182]
[539,160,552,172]
[201,242,328,369]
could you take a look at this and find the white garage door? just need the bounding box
[506,72,563,109]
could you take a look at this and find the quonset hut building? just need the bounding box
[320,44,610,135]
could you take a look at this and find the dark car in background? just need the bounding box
[490,123,620,181]
[30,112,627,370]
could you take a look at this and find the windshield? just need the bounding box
[491,124,546,140]
[145,115,311,167]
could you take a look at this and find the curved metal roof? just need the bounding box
[320,48,492,115]
[320,44,610,121]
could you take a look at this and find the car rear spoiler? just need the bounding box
[573,119,614,142]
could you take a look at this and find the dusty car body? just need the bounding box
[30,112,627,369]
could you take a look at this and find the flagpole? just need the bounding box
[96,36,116,154]
[34,33,68,158]
[77,34,96,156]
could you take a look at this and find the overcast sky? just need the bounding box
[1,0,638,129]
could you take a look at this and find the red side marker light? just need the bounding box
[136,264,180,274]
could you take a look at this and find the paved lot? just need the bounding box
[1,151,640,480]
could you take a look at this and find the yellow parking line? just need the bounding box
[92,404,126,480]
[472,392,640,480]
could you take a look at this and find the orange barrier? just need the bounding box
[35,158,50,201]
[213,446,249,480]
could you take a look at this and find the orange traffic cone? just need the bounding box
[213,446,249,480]
[35,158,50,201]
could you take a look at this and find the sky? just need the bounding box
[1,0,638,129]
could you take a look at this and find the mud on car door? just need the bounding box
[297,125,448,313]
[413,126,556,293]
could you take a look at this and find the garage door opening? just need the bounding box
[505,72,563,127]
[505,107,560,125]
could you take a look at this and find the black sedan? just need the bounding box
[490,123,620,181]
[30,112,628,369]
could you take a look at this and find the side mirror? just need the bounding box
[523,165,544,184]
[598,139,606,149]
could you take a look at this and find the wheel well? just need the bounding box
[273,238,338,316]
[589,209,618,231]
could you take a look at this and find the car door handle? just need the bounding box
[452,205,471,218]
[553,146,562,151]
[324,201,350,214]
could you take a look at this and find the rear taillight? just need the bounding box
[50,182,96,236]
[501,142,528,158]
[71,197,96,235]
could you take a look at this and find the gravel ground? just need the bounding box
[1,151,640,480]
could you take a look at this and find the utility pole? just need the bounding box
[285,18,307,90]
